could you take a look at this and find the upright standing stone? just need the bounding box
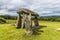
[29,13,32,27]
[21,13,26,28]
[32,16,39,30]
[16,14,21,28]
[34,16,39,26]
[25,14,33,35]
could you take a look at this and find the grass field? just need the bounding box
[0,20,60,40]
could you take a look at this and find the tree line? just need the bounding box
[0,15,60,22]
[0,15,17,20]
[39,16,60,22]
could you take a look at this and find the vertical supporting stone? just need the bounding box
[29,13,32,27]
[34,16,39,26]
[16,14,21,28]
[25,14,33,35]
[21,13,25,28]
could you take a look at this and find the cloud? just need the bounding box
[0,10,8,15]
[0,0,60,16]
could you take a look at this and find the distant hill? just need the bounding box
[40,16,60,22]
[40,16,60,18]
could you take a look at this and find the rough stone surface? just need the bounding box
[16,14,21,28]
[17,8,39,35]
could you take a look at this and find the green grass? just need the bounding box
[6,20,16,24]
[0,20,60,40]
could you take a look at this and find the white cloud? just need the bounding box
[40,11,52,13]
[0,10,8,15]
[0,0,60,16]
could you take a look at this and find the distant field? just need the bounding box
[0,20,60,40]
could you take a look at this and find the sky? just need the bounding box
[0,0,60,16]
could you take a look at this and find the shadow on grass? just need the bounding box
[33,25,47,35]
[39,25,47,29]
[33,30,43,35]
[17,25,47,36]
